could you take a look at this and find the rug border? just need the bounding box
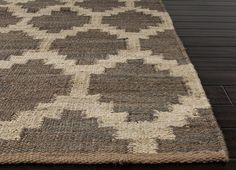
[0,150,228,164]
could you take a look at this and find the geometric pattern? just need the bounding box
[0,110,130,153]
[102,10,163,32]
[134,0,165,11]
[156,108,225,153]
[29,8,90,33]
[75,0,126,12]
[0,0,228,164]
[17,0,65,13]
[140,30,189,64]
[0,31,40,60]
[88,59,188,122]
[0,60,72,121]
[0,7,22,27]
[50,29,127,64]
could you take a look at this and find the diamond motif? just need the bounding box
[29,8,90,33]
[50,29,127,65]
[156,109,222,153]
[135,0,165,11]
[0,31,40,60]
[88,59,188,122]
[0,60,72,121]
[102,10,162,32]
[0,7,22,27]
[140,30,189,64]
[75,0,126,12]
[0,110,129,153]
[17,0,65,13]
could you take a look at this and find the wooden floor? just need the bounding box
[1,0,236,169]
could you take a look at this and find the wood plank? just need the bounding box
[185,47,236,58]
[180,37,236,47]
[164,0,236,3]
[225,86,236,104]
[167,11,236,17]
[223,129,236,158]
[213,106,236,128]
[203,86,231,105]
[177,29,236,37]
[190,58,236,71]
[170,16,236,23]
[173,22,236,30]
[197,71,236,85]
[164,1,236,6]
[166,6,236,11]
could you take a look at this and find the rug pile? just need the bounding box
[0,0,228,163]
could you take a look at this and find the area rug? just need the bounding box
[0,0,228,164]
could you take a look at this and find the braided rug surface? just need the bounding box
[0,0,228,164]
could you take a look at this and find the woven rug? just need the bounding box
[0,0,228,164]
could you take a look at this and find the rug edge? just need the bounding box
[0,150,228,164]
[159,0,229,162]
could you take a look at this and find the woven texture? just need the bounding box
[0,0,228,164]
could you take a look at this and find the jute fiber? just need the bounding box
[0,0,228,164]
